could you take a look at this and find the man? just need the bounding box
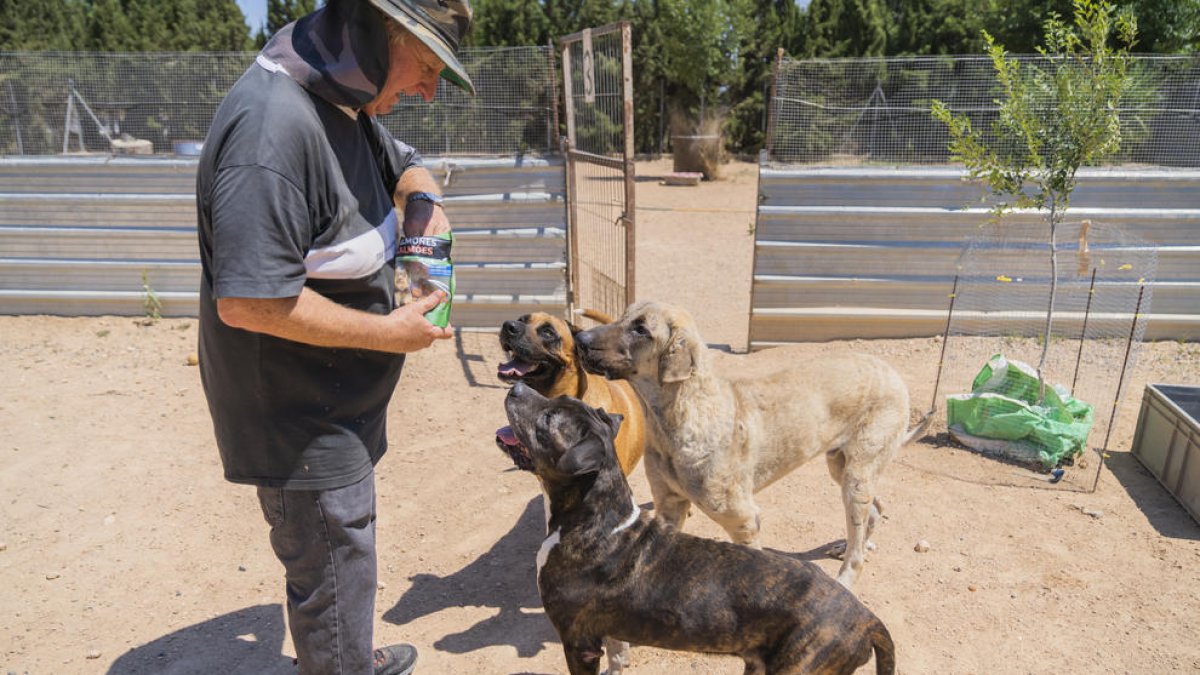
[195,1,474,673]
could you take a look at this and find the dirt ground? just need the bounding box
[2,158,1199,675]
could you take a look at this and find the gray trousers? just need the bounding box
[257,471,377,675]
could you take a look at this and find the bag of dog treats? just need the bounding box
[396,232,455,328]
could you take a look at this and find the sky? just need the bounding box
[236,0,267,33]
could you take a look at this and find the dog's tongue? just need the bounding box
[496,426,519,447]
[498,358,535,377]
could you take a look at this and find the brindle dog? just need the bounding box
[498,382,896,675]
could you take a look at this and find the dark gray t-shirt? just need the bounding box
[196,57,422,489]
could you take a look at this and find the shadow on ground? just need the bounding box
[382,497,559,658]
[107,604,291,675]
[1105,450,1200,540]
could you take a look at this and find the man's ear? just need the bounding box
[556,435,609,476]
[659,324,695,384]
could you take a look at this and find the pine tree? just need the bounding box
[467,0,553,47]
[802,0,890,57]
[268,0,318,36]
[195,0,253,51]
[85,0,136,51]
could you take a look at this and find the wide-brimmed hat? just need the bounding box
[368,0,475,96]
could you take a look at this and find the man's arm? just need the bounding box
[395,166,450,237]
[217,287,451,353]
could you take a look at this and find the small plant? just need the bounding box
[931,0,1137,400]
[141,269,162,322]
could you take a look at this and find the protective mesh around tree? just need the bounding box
[932,219,1155,470]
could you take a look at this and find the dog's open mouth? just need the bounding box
[497,354,540,383]
[495,425,534,471]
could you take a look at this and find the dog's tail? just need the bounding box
[573,307,615,325]
[871,622,896,675]
[902,409,933,445]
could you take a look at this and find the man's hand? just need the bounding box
[384,290,453,351]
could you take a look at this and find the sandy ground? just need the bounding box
[2,159,1199,675]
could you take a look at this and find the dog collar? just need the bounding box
[611,496,640,535]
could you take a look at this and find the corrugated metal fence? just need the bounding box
[0,155,566,327]
[750,166,1200,348]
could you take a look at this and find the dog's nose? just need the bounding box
[501,320,521,337]
[576,330,594,350]
[510,381,531,398]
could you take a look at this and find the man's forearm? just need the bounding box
[216,288,445,354]
[395,166,450,237]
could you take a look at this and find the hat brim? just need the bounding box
[375,5,475,96]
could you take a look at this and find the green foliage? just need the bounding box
[465,0,554,47]
[268,0,317,37]
[931,0,1137,216]
[802,0,889,58]
[931,0,1137,395]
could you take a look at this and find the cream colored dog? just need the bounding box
[575,301,929,588]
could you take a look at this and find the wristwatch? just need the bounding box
[406,191,444,207]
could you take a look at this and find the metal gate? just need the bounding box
[559,22,635,321]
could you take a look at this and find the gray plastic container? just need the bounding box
[1131,384,1200,524]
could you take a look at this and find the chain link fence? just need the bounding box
[768,55,1200,167]
[0,46,557,158]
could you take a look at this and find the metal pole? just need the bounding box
[560,39,576,147]
[929,273,960,416]
[1070,267,1098,394]
[547,39,560,153]
[1091,282,1145,493]
[620,21,636,307]
[764,48,785,158]
[563,136,580,319]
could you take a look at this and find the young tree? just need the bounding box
[931,0,1137,398]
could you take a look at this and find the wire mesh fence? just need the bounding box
[768,55,1200,167]
[563,28,626,157]
[561,24,634,320]
[933,219,1154,475]
[0,46,557,158]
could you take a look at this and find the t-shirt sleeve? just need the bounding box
[368,117,423,195]
[207,164,311,300]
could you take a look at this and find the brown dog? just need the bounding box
[498,311,646,476]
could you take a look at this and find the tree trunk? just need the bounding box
[1036,200,1061,403]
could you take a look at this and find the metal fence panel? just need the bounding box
[0,157,567,325]
[750,168,1200,347]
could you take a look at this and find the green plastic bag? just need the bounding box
[946,354,1094,468]
[396,232,455,328]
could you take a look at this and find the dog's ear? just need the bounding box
[556,435,609,476]
[603,410,624,435]
[659,324,695,384]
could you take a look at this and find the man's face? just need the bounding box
[363,34,444,115]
